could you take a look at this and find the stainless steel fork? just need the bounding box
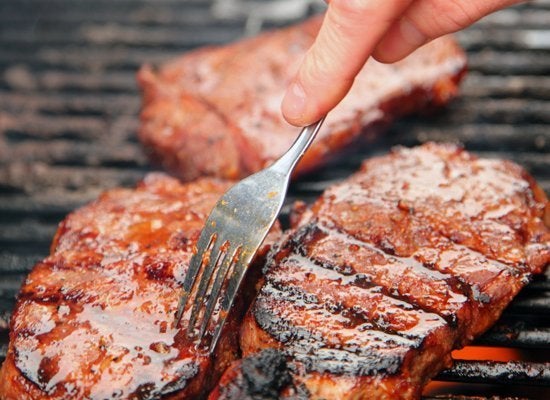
[175,118,325,352]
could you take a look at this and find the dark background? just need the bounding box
[0,0,548,398]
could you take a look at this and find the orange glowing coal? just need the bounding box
[451,345,521,362]
[423,346,524,396]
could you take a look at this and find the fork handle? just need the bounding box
[271,117,326,175]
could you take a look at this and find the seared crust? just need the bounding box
[0,174,277,399]
[240,143,550,399]
[208,349,309,400]
[138,16,467,181]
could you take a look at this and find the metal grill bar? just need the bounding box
[425,397,529,400]
[436,361,550,387]
[477,324,550,349]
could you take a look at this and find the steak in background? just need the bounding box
[0,174,279,399]
[240,143,550,400]
[138,16,466,182]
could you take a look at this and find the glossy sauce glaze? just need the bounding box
[241,143,549,400]
[0,174,275,399]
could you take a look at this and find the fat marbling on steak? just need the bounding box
[138,16,466,181]
[0,174,279,399]
[240,143,550,399]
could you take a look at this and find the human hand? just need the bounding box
[281,0,523,126]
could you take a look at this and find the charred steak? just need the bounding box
[0,174,278,399]
[138,16,466,182]
[208,349,308,400]
[240,143,550,399]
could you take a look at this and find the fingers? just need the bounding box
[373,0,524,63]
[282,0,413,126]
[282,0,522,125]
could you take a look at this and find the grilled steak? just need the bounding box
[138,16,466,182]
[240,143,550,400]
[0,174,279,399]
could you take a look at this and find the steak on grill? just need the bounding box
[0,174,279,399]
[138,16,466,182]
[240,143,550,400]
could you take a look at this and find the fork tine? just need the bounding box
[175,227,216,325]
[187,236,225,333]
[197,244,242,339]
[208,250,256,353]
[175,119,325,350]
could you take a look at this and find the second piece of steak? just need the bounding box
[138,16,466,182]
[240,143,550,399]
[0,174,278,400]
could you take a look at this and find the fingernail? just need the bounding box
[282,81,307,124]
[400,18,426,47]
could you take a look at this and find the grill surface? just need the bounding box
[0,0,548,399]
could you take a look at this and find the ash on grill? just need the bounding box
[0,0,548,399]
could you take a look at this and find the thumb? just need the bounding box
[282,0,413,126]
[373,0,524,63]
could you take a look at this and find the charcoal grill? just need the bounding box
[0,0,548,398]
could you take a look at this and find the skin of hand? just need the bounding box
[281,0,524,126]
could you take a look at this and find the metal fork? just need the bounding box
[175,117,325,352]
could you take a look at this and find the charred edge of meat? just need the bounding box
[252,283,414,376]
[240,349,292,398]
[213,349,311,400]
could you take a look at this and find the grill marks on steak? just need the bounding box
[138,16,466,181]
[240,143,550,399]
[0,174,277,399]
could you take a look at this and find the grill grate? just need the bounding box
[436,360,550,387]
[0,0,549,398]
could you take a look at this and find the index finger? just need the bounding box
[282,0,413,126]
